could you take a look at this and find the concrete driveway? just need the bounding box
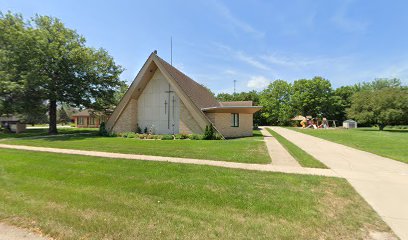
[270,127,408,240]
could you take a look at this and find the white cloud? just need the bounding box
[260,53,320,74]
[374,62,408,83]
[212,42,272,71]
[236,52,271,71]
[261,53,328,68]
[224,69,238,75]
[247,76,271,89]
[209,0,264,38]
[261,54,298,67]
[331,0,369,33]
[261,53,355,71]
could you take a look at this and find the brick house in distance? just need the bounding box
[72,109,108,128]
[106,51,261,138]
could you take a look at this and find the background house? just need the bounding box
[72,110,108,128]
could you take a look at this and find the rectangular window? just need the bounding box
[231,113,239,127]
[78,117,84,125]
[89,117,95,125]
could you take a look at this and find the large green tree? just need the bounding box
[0,13,30,116]
[0,12,124,134]
[331,85,360,122]
[291,77,333,118]
[259,80,293,125]
[333,78,403,124]
[347,88,408,130]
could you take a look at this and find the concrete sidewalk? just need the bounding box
[0,144,339,177]
[270,127,408,240]
[259,127,301,167]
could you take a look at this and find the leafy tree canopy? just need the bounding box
[360,78,401,91]
[347,88,408,130]
[259,80,293,126]
[330,85,360,122]
[291,76,333,118]
[0,12,124,134]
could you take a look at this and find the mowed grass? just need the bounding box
[292,127,408,164]
[1,130,270,164]
[0,127,97,139]
[0,149,394,239]
[266,128,327,169]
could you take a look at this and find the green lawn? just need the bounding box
[266,128,327,169]
[292,127,408,164]
[0,127,98,139]
[1,130,270,164]
[0,149,394,239]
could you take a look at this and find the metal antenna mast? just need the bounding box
[233,80,237,94]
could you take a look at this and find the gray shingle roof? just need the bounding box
[71,109,92,117]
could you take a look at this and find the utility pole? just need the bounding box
[233,80,237,94]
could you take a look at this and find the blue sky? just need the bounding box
[2,0,408,93]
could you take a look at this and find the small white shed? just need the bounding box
[0,115,27,133]
[343,119,357,129]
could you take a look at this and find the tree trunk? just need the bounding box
[379,124,385,131]
[48,100,58,135]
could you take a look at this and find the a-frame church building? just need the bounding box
[106,51,261,138]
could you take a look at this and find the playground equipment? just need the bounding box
[291,115,337,129]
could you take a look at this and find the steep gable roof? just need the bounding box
[107,51,261,135]
[107,52,215,132]
[155,55,220,109]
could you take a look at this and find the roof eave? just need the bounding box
[201,106,262,114]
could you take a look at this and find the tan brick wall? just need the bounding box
[206,112,253,138]
[112,99,138,133]
[206,112,215,123]
[179,100,204,134]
